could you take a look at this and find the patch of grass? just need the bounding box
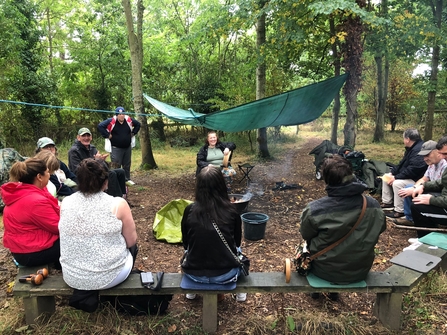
[401,270,447,331]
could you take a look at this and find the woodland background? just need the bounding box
[1,0,447,162]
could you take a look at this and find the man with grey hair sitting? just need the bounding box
[381,128,427,218]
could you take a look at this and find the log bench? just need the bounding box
[13,243,447,333]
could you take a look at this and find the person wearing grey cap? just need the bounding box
[68,127,127,198]
[411,136,447,237]
[98,107,141,186]
[394,140,447,225]
[35,137,77,198]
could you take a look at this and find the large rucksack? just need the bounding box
[0,148,26,212]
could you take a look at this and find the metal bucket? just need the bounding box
[229,194,250,214]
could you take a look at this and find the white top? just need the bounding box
[59,191,130,290]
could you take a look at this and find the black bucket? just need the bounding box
[229,194,250,214]
[241,212,269,241]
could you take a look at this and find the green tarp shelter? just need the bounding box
[144,74,348,132]
[153,199,193,244]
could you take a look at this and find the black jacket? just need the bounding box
[181,204,242,277]
[51,160,77,197]
[196,141,236,176]
[67,140,98,173]
[391,139,426,180]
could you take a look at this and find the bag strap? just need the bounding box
[309,194,367,261]
[210,217,243,267]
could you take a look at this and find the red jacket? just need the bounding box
[1,182,60,253]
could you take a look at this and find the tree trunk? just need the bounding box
[256,1,270,158]
[425,0,442,141]
[373,0,388,142]
[330,16,341,145]
[341,0,365,147]
[373,55,385,141]
[122,0,157,169]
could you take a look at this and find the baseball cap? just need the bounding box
[37,137,55,148]
[115,106,125,115]
[78,127,92,136]
[418,140,438,156]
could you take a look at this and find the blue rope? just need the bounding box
[0,99,160,117]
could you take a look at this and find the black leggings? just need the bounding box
[13,239,61,269]
[106,168,127,197]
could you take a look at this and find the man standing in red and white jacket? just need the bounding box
[98,107,141,185]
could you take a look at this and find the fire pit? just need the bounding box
[229,193,250,214]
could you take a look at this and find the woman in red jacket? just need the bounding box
[0,157,60,268]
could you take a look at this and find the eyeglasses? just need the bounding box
[43,145,55,150]
[81,134,91,137]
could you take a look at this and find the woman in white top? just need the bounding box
[59,158,137,292]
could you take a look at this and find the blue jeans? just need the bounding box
[403,184,414,222]
[184,267,241,285]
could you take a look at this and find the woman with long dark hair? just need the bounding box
[181,165,247,302]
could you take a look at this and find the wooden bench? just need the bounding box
[13,243,447,333]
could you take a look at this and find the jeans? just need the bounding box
[403,184,414,221]
[184,267,241,285]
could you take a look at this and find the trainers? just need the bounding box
[235,293,247,302]
[385,211,405,218]
[393,217,414,226]
[380,203,394,210]
[126,180,136,186]
[186,293,196,300]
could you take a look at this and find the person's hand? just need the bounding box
[109,134,112,139]
[412,184,424,198]
[397,187,412,198]
[412,193,432,205]
[94,152,109,160]
[223,148,230,155]
[387,174,395,185]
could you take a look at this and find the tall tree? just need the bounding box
[372,0,389,142]
[341,0,366,147]
[122,0,157,169]
[330,15,342,145]
[424,0,443,141]
[256,0,270,158]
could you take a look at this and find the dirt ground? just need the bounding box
[0,137,419,334]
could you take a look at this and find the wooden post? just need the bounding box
[373,292,403,330]
[202,294,218,333]
[23,296,55,324]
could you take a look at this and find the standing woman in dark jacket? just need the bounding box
[300,155,386,298]
[181,165,247,302]
[196,131,236,176]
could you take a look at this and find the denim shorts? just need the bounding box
[184,267,241,285]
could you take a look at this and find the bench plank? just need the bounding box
[13,242,447,332]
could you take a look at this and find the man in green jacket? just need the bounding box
[411,136,447,237]
[300,155,386,293]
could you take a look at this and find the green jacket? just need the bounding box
[423,168,447,208]
[300,179,386,284]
